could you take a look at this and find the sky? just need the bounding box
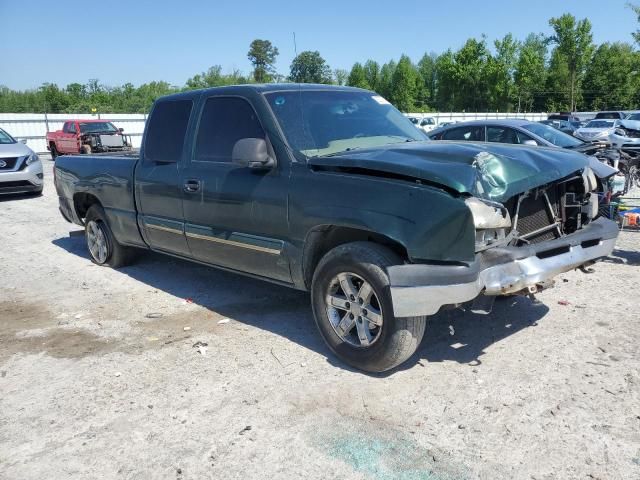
[1,0,638,90]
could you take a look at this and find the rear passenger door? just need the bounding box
[135,99,194,257]
[181,95,291,283]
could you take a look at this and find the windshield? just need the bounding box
[0,128,16,144]
[522,122,583,148]
[264,90,428,157]
[79,122,118,133]
[585,120,615,129]
[627,113,640,121]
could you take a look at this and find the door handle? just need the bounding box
[183,179,201,193]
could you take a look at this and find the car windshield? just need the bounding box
[0,128,17,144]
[626,113,640,121]
[264,90,428,158]
[79,122,118,133]
[585,120,615,129]
[521,122,583,148]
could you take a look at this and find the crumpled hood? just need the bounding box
[308,141,590,203]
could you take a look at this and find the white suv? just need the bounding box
[0,128,43,195]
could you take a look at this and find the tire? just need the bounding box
[81,144,92,154]
[311,241,427,373]
[84,204,137,268]
[50,143,58,160]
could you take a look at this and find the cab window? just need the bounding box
[194,97,265,163]
[442,126,484,141]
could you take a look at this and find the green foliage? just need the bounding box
[333,69,348,86]
[289,51,332,84]
[583,42,640,109]
[389,55,419,112]
[514,34,548,112]
[247,39,279,83]
[629,2,640,46]
[347,62,370,89]
[548,14,594,111]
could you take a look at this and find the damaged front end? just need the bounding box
[388,151,619,318]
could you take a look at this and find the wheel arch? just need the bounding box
[73,192,103,223]
[301,225,408,290]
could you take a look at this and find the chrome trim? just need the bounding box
[391,237,617,318]
[145,223,184,235]
[185,232,281,255]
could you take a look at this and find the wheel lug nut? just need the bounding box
[345,302,350,309]
[358,298,363,305]
[362,309,367,316]
[350,295,355,301]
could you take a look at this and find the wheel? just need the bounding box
[50,143,58,160]
[84,205,137,268]
[311,242,427,373]
[81,144,92,154]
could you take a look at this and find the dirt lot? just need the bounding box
[1,159,639,480]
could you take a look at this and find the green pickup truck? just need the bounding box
[54,84,619,372]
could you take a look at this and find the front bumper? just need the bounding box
[0,162,44,194]
[388,217,619,318]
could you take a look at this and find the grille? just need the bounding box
[516,190,559,244]
[0,157,18,170]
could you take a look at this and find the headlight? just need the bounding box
[25,153,40,165]
[465,197,511,229]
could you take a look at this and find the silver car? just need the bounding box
[0,128,43,195]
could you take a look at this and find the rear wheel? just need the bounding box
[50,143,58,160]
[85,205,137,268]
[311,242,427,373]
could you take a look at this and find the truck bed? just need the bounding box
[54,153,145,248]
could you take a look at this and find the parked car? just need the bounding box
[539,119,580,136]
[574,119,621,142]
[625,112,640,121]
[418,116,437,132]
[46,119,132,159]
[54,85,618,372]
[0,128,43,195]
[548,112,581,123]
[595,111,627,120]
[428,119,617,180]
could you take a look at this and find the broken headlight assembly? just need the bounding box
[465,197,512,251]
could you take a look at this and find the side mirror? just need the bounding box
[522,140,538,146]
[19,138,27,144]
[232,138,274,169]
[118,127,124,133]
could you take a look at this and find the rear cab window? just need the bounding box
[144,100,193,163]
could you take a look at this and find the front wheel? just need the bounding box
[311,242,426,373]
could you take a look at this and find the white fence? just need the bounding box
[0,113,147,154]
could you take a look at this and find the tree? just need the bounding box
[417,52,438,110]
[514,34,548,112]
[548,14,594,112]
[434,50,456,111]
[247,39,279,83]
[583,42,640,110]
[488,33,520,111]
[377,60,396,99]
[389,55,419,112]
[333,69,348,85]
[185,66,249,90]
[363,60,380,91]
[289,51,332,84]
[347,62,370,89]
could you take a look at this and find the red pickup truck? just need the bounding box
[46,119,132,159]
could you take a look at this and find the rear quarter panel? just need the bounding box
[54,154,146,247]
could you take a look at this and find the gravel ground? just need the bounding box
[1,159,639,480]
